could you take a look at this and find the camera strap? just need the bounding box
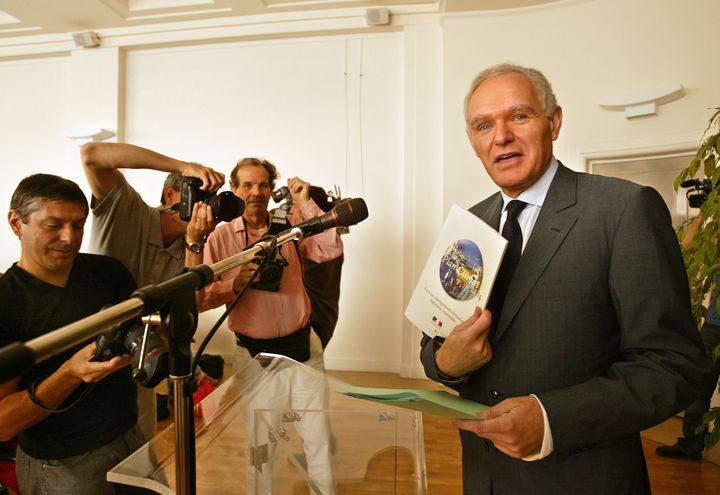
[243,217,300,267]
[27,376,95,414]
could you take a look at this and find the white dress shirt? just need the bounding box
[498,157,559,461]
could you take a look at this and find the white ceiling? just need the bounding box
[0,0,560,38]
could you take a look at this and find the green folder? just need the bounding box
[337,385,488,419]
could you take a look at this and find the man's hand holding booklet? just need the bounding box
[339,205,503,418]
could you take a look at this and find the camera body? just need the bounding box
[272,186,291,203]
[179,177,244,222]
[95,319,169,388]
[269,186,293,235]
[250,183,347,292]
[268,184,351,234]
[681,178,713,208]
[251,256,288,292]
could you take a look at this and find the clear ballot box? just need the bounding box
[108,354,428,494]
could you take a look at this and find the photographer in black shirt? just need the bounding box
[0,174,141,495]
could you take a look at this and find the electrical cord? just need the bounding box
[190,235,277,377]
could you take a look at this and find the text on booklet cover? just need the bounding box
[404,204,507,339]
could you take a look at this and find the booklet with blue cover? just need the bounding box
[404,204,507,339]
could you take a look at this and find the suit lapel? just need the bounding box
[493,164,579,342]
[469,193,503,229]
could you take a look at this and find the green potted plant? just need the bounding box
[674,107,720,450]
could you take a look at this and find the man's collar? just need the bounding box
[159,203,179,214]
[15,259,73,288]
[238,213,270,233]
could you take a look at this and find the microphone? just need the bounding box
[293,197,369,237]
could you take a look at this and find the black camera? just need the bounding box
[272,186,291,203]
[268,186,293,235]
[269,184,351,234]
[251,255,288,292]
[179,177,244,222]
[681,178,713,208]
[95,318,169,388]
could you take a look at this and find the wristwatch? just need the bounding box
[185,241,204,254]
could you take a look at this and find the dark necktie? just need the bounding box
[490,200,527,319]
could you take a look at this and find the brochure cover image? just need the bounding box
[405,204,507,339]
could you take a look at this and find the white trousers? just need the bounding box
[234,330,335,495]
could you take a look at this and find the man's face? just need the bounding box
[9,200,87,278]
[466,72,562,197]
[231,165,272,218]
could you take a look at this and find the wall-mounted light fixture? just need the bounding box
[58,128,115,145]
[598,84,684,119]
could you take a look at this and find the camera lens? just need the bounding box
[689,194,707,208]
[209,192,244,222]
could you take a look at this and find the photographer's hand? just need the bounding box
[66,342,133,383]
[287,177,310,206]
[186,202,217,244]
[0,342,132,439]
[184,203,216,307]
[682,214,703,247]
[182,162,225,193]
[232,264,260,294]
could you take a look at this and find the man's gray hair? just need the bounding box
[463,63,559,123]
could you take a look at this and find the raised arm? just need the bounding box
[81,142,225,202]
[681,214,703,247]
[286,177,343,263]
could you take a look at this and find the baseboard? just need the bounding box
[399,363,429,379]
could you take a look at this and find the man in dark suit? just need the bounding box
[420,63,709,494]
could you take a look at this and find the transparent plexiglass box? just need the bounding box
[108,354,427,494]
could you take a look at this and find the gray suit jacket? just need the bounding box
[421,164,708,494]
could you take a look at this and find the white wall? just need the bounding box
[0,48,124,266]
[1,0,719,376]
[119,34,405,367]
[0,56,73,267]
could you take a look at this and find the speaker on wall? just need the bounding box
[72,31,101,48]
[366,8,390,26]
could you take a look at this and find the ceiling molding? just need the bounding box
[0,0,567,58]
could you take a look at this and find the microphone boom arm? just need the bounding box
[0,227,305,495]
[208,227,302,275]
[0,226,305,380]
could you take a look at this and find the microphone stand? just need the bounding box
[0,227,303,495]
